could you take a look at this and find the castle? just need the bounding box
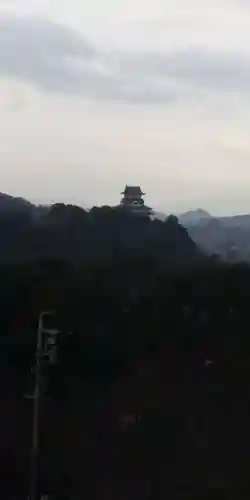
[119,185,153,217]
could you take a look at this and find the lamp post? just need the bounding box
[29,311,60,500]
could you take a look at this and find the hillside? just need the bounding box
[0,195,250,499]
[1,258,250,498]
[0,201,201,264]
[0,192,33,212]
[2,191,250,262]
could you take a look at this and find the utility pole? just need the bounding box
[29,311,59,500]
[29,312,43,500]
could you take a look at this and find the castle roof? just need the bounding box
[121,185,145,196]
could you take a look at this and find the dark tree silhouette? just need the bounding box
[0,199,249,499]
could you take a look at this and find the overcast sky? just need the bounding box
[1,0,250,214]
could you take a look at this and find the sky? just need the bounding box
[1,1,250,214]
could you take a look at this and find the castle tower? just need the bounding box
[119,185,152,217]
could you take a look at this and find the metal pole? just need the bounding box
[29,314,44,500]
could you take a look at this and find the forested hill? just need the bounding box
[0,196,218,500]
[1,197,250,498]
[0,202,201,263]
[2,256,250,499]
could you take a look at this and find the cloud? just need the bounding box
[0,16,96,93]
[120,50,250,93]
[0,15,250,103]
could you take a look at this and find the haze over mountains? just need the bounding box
[143,206,250,261]
[178,209,212,226]
[177,208,250,261]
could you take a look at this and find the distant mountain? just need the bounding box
[218,214,250,229]
[179,210,250,261]
[179,209,212,227]
[137,208,250,262]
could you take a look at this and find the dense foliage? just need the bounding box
[1,205,250,499]
[0,203,201,263]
